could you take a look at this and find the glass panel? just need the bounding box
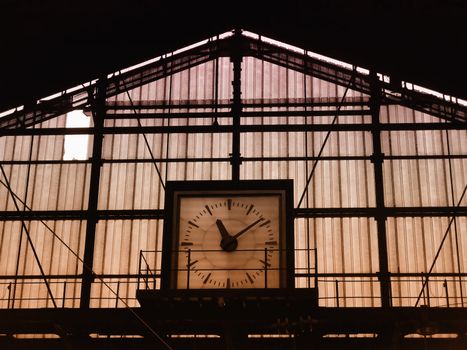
[0,220,85,309]
[383,159,467,207]
[91,219,164,308]
[0,164,90,211]
[242,160,375,208]
[317,277,380,307]
[380,105,440,124]
[382,129,467,156]
[387,217,467,274]
[93,219,163,275]
[305,218,379,274]
[242,57,368,100]
[109,58,232,105]
[391,276,466,307]
[242,131,373,158]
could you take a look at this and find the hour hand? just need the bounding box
[215,219,238,252]
[215,219,231,240]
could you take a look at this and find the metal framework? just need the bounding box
[0,29,466,349]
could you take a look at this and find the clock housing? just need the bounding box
[161,180,294,290]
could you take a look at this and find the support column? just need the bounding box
[230,29,243,181]
[80,77,106,308]
[370,71,392,308]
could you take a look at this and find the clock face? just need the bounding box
[175,194,281,289]
[162,181,293,290]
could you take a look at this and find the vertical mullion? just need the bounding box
[445,129,464,306]
[80,77,106,308]
[230,30,243,181]
[370,72,391,308]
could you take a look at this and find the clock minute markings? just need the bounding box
[203,272,212,284]
[188,220,199,228]
[246,204,254,215]
[246,272,255,284]
[259,219,271,227]
[204,205,213,216]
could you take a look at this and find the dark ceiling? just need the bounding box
[1,0,466,112]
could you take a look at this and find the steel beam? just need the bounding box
[230,29,243,181]
[2,207,465,221]
[2,122,465,136]
[105,97,370,110]
[0,271,466,281]
[104,109,370,119]
[2,154,467,167]
[79,77,106,308]
[0,307,465,344]
[294,206,467,218]
[370,72,392,308]
[0,336,466,350]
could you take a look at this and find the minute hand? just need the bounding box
[232,218,264,240]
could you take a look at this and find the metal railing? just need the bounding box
[0,277,141,309]
[138,248,318,290]
[1,252,466,308]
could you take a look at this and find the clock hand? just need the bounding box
[215,219,232,240]
[216,219,238,252]
[232,217,264,240]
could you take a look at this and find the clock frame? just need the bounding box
[161,180,294,290]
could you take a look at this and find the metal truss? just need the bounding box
[1,32,466,130]
[0,307,466,350]
[243,36,467,124]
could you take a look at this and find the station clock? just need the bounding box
[161,180,294,290]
